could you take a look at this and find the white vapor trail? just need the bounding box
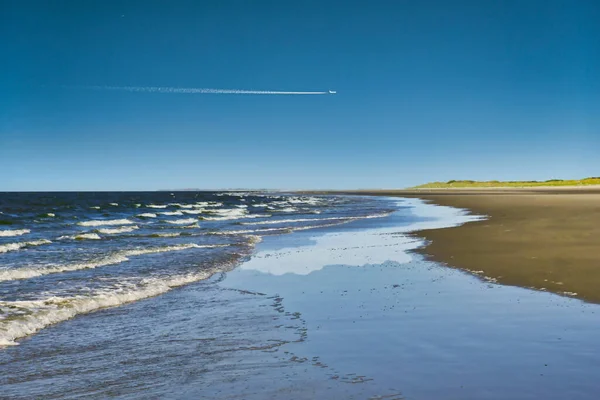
[85,85,329,95]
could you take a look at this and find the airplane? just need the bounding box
[329,90,337,94]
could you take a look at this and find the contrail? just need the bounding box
[82,85,331,95]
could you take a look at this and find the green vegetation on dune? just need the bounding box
[412,177,600,189]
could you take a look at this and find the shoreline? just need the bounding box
[4,196,600,399]
[303,188,600,305]
[220,199,600,399]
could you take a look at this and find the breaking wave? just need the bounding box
[137,213,157,218]
[0,243,222,282]
[58,233,102,241]
[166,218,198,225]
[241,213,391,226]
[146,204,168,209]
[96,226,139,235]
[161,211,184,216]
[0,229,30,237]
[78,219,135,227]
[0,239,52,254]
[0,267,229,346]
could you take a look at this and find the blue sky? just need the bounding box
[1,0,598,190]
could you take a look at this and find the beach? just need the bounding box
[339,188,600,304]
[2,194,600,399]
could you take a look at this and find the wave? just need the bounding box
[168,203,195,209]
[206,208,247,217]
[181,209,205,215]
[0,229,30,237]
[195,201,222,208]
[149,232,181,238]
[241,217,343,225]
[0,239,52,254]
[202,208,261,221]
[0,267,227,346]
[137,213,157,218]
[216,218,369,236]
[0,243,221,282]
[215,227,293,235]
[286,196,325,205]
[109,203,119,206]
[89,206,101,210]
[78,219,135,227]
[241,213,391,226]
[58,233,102,240]
[146,204,168,209]
[96,226,139,235]
[166,218,198,225]
[161,211,184,216]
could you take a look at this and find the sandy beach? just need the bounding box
[340,188,600,304]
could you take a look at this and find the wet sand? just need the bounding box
[221,201,600,400]
[346,188,600,304]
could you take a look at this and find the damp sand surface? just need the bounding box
[343,189,600,304]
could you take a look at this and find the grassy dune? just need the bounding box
[412,177,600,189]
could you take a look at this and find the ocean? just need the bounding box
[0,192,393,347]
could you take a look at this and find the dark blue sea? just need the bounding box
[0,191,393,346]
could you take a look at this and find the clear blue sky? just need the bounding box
[1,0,598,190]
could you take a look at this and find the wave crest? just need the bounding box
[78,219,134,227]
[0,229,30,237]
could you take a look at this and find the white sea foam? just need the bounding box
[46,213,55,217]
[215,227,293,235]
[194,201,222,208]
[78,219,134,227]
[241,213,391,226]
[61,233,102,240]
[289,196,327,205]
[166,218,198,225]
[169,203,195,209]
[89,206,101,210]
[202,208,249,221]
[212,208,247,216]
[151,232,181,237]
[96,226,139,235]
[0,243,219,282]
[0,229,30,237]
[146,204,168,209]
[137,213,157,218]
[0,239,52,254]
[161,211,184,216]
[181,209,205,215]
[0,268,222,346]
[242,217,343,225]
[109,203,119,206]
[276,207,297,212]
